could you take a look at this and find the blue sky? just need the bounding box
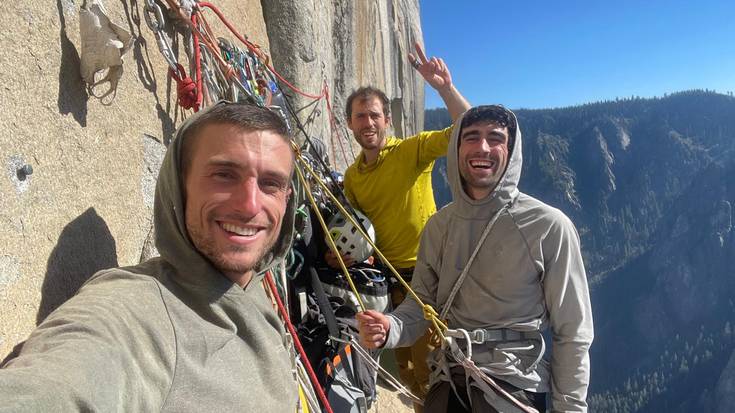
[420,0,735,109]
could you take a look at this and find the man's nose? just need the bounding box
[479,137,493,152]
[232,177,262,216]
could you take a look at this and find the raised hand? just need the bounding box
[356,310,391,349]
[408,42,452,92]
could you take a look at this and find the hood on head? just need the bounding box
[447,105,522,216]
[153,101,296,289]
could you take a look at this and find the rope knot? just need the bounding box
[422,304,438,321]
[169,63,199,110]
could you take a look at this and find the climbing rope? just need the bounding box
[442,331,539,413]
[323,82,352,167]
[145,0,357,166]
[144,0,202,112]
[169,63,199,110]
[293,152,367,312]
[264,271,334,413]
[330,334,422,405]
[191,12,204,110]
[196,2,326,101]
[146,0,447,343]
[293,150,448,337]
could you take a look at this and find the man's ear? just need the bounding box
[386,115,392,126]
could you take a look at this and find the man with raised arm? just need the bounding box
[357,105,594,412]
[331,43,470,411]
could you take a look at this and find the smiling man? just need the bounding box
[0,102,299,412]
[357,105,594,412]
[334,44,470,411]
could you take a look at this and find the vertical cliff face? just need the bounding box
[0,0,425,358]
[261,0,424,170]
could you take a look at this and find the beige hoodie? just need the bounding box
[0,102,299,412]
[385,107,594,412]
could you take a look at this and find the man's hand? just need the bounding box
[409,42,452,92]
[408,42,470,121]
[324,250,355,269]
[356,310,391,349]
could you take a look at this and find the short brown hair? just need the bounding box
[345,86,390,119]
[180,102,291,177]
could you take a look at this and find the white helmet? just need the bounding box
[326,210,376,263]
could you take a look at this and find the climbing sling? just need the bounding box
[435,203,541,413]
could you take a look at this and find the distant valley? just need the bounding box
[427,91,735,412]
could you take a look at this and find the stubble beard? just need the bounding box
[356,128,387,151]
[459,164,501,198]
[186,218,279,277]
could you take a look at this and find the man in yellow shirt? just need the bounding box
[339,43,470,411]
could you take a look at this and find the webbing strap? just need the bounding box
[444,327,545,375]
[309,267,341,339]
[439,204,510,321]
[446,328,531,344]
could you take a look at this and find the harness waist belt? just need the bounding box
[447,328,537,344]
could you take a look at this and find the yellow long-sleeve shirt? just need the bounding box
[343,127,452,269]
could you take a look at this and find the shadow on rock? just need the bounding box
[57,0,88,126]
[36,208,118,324]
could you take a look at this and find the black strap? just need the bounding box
[309,267,341,339]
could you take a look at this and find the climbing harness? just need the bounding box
[428,203,541,413]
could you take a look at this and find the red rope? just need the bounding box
[197,2,326,101]
[264,271,334,413]
[191,13,203,112]
[324,82,352,166]
[169,63,199,111]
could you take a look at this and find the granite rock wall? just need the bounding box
[0,0,423,358]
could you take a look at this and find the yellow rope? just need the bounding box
[293,151,448,336]
[293,150,367,312]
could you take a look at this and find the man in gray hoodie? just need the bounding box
[0,102,299,412]
[357,105,594,412]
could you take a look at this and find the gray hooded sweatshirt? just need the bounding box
[385,109,594,412]
[0,103,299,412]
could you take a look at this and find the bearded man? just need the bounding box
[0,102,300,412]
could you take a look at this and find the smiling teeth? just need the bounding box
[470,160,494,168]
[222,223,257,236]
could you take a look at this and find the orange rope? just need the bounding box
[191,12,203,111]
